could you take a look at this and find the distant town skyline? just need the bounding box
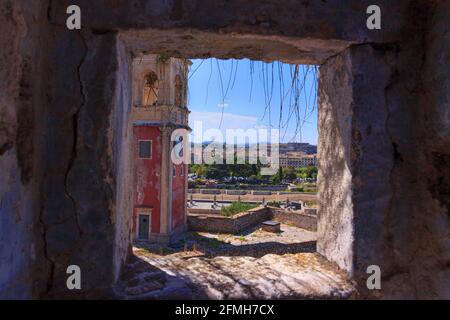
[187,58,318,145]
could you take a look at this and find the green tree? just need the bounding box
[283,166,297,180]
[296,166,318,180]
[271,167,283,184]
[190,164,208,177]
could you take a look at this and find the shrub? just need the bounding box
[188,180,197,188]
[267,201,281,208]
[221,202,258,217]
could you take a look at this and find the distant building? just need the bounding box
[280,152,317,168]
[189,142,317,164]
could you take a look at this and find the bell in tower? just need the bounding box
[142,71,159,106]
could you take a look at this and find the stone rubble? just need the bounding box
[116,225,354,299]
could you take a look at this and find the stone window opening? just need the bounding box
[120,56,330,299]
[75,28,428,300]
[142,71,159,106]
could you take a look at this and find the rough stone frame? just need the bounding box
[2,0,448,300]
[115,30,375,296]
[48,4,448,298]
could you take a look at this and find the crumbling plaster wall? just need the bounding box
[419,1,450,299]
[39,29,134,297]
[317,50,355,276]
[318,1,450,299]
[0,0,49,299]
[318,43,409,298]
[112,38,134,284]
[50,0,418,64]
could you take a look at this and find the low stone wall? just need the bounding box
[187,208,221,215]
[188,206,317,233]
[270,208,317,231]
[201,189,221,195]
[235,207,272,231]
[226,190,247,195]
[188,207,271,234]
[252,191,272,195]
[303,208,317,216]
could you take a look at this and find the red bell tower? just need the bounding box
[131,55,190,244]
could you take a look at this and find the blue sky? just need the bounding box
[187,58,318,145]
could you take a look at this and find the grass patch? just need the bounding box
[221,202,258,217]
[267,201,281,208]
[237,235,247,243]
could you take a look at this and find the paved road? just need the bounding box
[191,192,317,203]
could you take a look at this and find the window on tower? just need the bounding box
[138,140,152,159]
[142,71,159,106]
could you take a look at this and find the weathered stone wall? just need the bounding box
[317,1,450,297]
[38,29,133,297]
[415,1,450,299]
[234,208,272,232]
[49,0,417,64]
[303,208,317,216]
[187,208,222,215]
[112,38,134,283]
[0,0,49,299]
[271,209,317,232]
[188,207,271,234]
[188,207,317,233]
[188,215,235,234]
[317,49,355,275]
[317,42,421,298]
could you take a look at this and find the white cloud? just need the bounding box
[189,111,258,131]
[217,102,229,108]
[188,111,281,143]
